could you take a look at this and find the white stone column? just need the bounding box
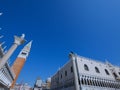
[69,53,80,90]
[0,34,25,69]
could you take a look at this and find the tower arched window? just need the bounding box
[95,67,100,73]
[84,64,89,71]
[105,69,110,75]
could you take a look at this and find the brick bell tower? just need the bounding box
[10,41,32,88]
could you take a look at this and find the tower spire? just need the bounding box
[18,40,32,59]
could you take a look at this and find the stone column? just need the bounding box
[0,34,25,69]
[69,52,80,90]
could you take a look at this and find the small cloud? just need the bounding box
[0,13,3,16]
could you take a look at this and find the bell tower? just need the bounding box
[10,41,32,88]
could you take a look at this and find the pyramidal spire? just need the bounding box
[18,41,32,59]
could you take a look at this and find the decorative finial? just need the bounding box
[69,51,77,61]
[21,34,25,39]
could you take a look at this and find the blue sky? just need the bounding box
[1,0,120,86]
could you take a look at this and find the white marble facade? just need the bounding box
[51,53,120,90]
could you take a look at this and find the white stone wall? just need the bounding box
[76,56,115,80]
[51,54,120,90]
[51,60,74,89]
[58,60,74,84]
[34,88,42,90]
[113,66,120,77]
[81,85,120,90]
